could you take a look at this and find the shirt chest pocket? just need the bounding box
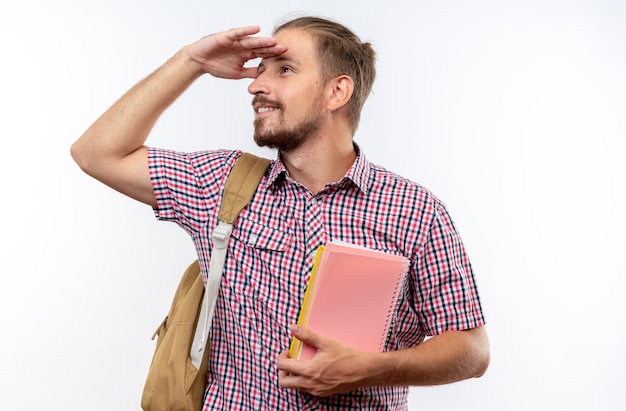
[225,217,301,306]
[231,218,290,251]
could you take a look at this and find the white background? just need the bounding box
[1,0,625,409]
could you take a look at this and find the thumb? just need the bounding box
[291,324,324,348]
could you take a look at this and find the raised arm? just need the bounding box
[70,26,287,207]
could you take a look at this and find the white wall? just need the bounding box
[1,0,624,409]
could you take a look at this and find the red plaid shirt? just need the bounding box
[148,146,485,410]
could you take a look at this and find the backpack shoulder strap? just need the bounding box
[219,152,272,224]
[191,152,271,364]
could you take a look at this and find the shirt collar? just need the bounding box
[264,143,371,194]
[347,143,371,194]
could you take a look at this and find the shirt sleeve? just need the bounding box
[147,147,236,236]
[415,201,486,336]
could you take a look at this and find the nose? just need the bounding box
[248,70,270,95]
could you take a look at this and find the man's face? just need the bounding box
[249,29,328,151]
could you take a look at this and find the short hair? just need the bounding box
[274,16,376,133]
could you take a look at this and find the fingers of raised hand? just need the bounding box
[189,26,287,79]
[219,26,287,57]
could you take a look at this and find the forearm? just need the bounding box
[278,325,489,397]
[71,47,202,171]
[368,327,490,387]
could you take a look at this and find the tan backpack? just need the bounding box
[141,153,271,411]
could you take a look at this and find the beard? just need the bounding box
[253,116,322,151]
[252,95,324,152]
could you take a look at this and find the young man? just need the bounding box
[72,16,489,410]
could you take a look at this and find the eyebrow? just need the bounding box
[258,54,300,69]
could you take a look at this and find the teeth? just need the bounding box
[258,107,278,113]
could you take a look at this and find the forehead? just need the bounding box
[267,28,319,64]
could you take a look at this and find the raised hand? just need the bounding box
[185,26,288,80]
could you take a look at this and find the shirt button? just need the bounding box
[249,234,258,245]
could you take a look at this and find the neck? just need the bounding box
[281,132,356,194]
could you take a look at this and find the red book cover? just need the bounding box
[290,241,408,360]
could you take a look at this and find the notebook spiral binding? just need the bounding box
[379,257,410,352]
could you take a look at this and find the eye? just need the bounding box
[281,66,293,74]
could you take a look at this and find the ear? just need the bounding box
[326,75,354,112]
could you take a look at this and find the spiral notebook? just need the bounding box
[290,241,409,360]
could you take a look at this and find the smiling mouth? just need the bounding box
[256,106,280,114]
[252,96,282,115]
